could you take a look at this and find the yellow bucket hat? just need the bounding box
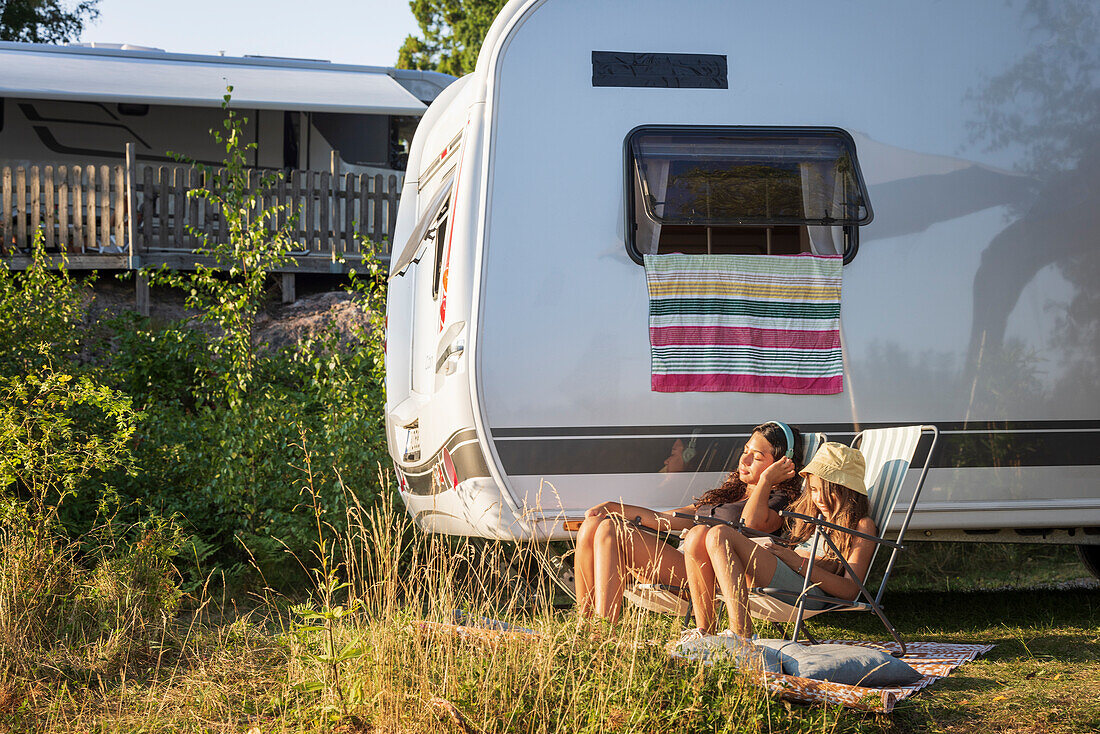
[799,442,868,495]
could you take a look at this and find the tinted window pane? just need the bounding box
[632,130,871,226]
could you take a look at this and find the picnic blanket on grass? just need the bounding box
[644,253,844,394]
[687,639,993,713]
[410,619,992,714]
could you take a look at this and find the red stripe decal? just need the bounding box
[442,449,458,487]
[652,373,844,395]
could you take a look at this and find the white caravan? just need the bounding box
[0,42,453,176]
[386,0,1100,568]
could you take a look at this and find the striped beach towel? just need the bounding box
[645,253,844,394]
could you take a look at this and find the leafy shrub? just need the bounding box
[0,232,88,377]
[104,315,387,582]
[0,367,181,677]
[0,371,135,529]
[96,91,391,581]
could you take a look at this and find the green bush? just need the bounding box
[0,365,182,677]
[106,317,388,580]
[0,232,88,377]
[98,91,391,581]
[0,91,391,591]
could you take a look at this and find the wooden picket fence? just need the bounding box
[1,162,127,255]
[1,148,400,268]
[134,165,400,256]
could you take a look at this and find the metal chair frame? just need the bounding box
[751,425,939,656]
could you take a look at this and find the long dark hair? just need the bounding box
[694,422,804,506]
[786,479,871,561]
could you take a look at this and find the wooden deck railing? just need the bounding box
[1,145,400,270]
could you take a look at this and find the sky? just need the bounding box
[79,0,419,67]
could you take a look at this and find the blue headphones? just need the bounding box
[766,420,796,460]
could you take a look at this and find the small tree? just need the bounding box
[148,88,294,403]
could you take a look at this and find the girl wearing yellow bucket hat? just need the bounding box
[683,442,876,638]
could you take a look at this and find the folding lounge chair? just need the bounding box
[623,432,829,617]
[747,425,939,656]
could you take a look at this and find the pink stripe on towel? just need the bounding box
[650,326,841,350]
[652,373,844,395]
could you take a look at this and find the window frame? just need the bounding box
[623,125,874,265]
[431,206,450,300]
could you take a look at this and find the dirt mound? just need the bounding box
[256,291,373,350]
[83,280,374,350]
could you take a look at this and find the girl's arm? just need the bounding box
[740,456,796,533]
[759,517,878,601]
[585,502,697,532]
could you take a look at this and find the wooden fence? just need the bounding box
[1,148,400,268]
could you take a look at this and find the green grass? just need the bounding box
[809,587,1100,733]
[2,516,1097,733]
[880,541,1089,593]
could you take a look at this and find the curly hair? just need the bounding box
[786,479,871,562]
[694,422,805,507]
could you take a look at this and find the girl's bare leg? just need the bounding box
[593,518,686,624]
[573,515,604,617]
[705,526,778,637]
[682,524,718,632]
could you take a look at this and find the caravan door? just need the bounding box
[401,178,454,399]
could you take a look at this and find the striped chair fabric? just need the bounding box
[801,431,827,469]
[856,425,924,550]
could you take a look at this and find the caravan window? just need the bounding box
[431,206,450,299]
[626,127,872,262]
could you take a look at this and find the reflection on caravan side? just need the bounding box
[386,0,1100,544]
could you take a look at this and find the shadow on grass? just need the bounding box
[812,588,1098,639]
[798,587,1100,732]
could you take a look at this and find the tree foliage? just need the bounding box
[0,0,100,43]
[0,232,87,376]
[152,88,296,403]
[397,0,506,77]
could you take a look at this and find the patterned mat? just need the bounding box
[757,640,994,712]
[408,622,992,714]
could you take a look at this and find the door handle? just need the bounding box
[435,342,464,373]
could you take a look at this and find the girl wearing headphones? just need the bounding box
[683,442,872,637]
[574,421,804,624]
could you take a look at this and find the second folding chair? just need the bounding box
[747,425,939,655]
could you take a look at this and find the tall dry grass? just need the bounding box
[273,472,854,733]
[0,476,860,734]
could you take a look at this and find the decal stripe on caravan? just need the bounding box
[398,428,492,496]
[490,421,1100,476]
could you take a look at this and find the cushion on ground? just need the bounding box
[753,639,923,687]
[672,635,784,674]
